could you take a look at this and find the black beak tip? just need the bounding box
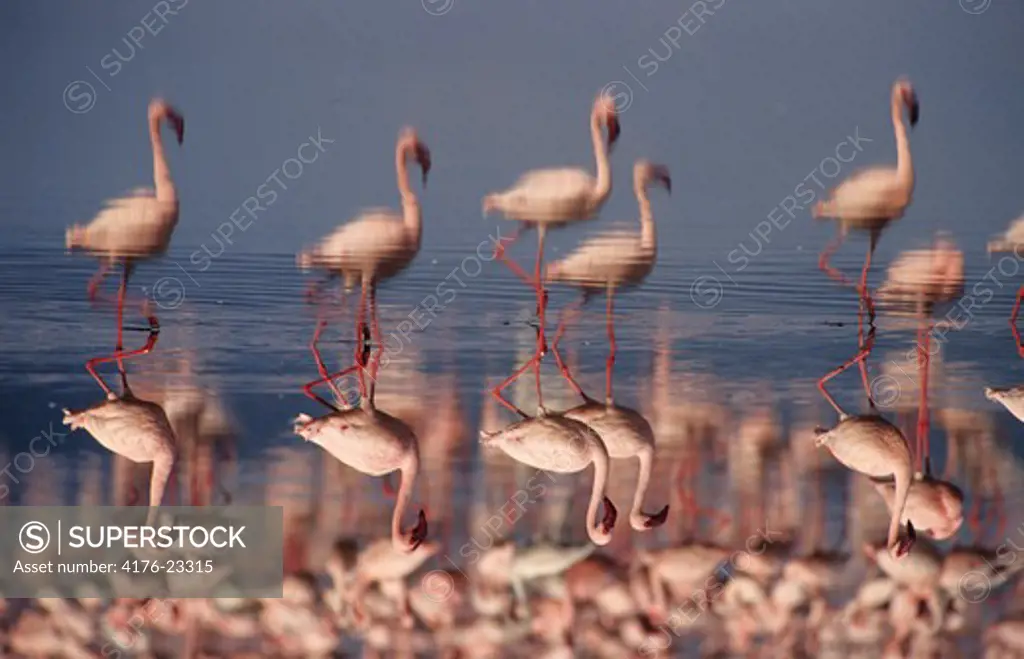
[645,505,670,528]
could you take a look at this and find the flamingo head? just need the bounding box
[402,509,430,552]
[292,413,320,440]
[640,504,670,529]
[149,98,185,144]
[636,160,671,194]
[893,78,918,128]
[399,127,431,186]
[890,521,916,559]
[600,496,618,534]
[594,93,621,148]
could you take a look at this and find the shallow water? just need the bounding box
[3,223,1024,655]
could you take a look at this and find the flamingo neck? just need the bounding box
[145,449,176,527]
[396,143,422,238]
[590,113,612,206]
[149,114,177,203]
[634,179,656,252]
[887,458,912,556]
[585,444,612,545]
[891,97,913,195]
[390,455,419,552]
[628,446,654,531]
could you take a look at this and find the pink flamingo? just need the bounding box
[66,98,184,363]
[814,78,918,314]
[483,92,620,356]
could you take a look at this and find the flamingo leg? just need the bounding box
[310,318,347,405]
[916,320,931,474]
[354,277,370,401]
[492,224,537,288]
[856,294,876,408]
[818,231,852,287]
[859,231,879,321]
[115,262,130,374]
[87,261,112,302]
[1012,319,1024,360]
[549,294,589,400]
[817,337,873,417]
[1012,285,1024,326]
[301,363,363,411]
[489,354,541,419]
[605,288,616,405]
[367,282,384,401]
[86,315,159,397]
[535,227,548,356]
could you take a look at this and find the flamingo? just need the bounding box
[478,406,618,547]
[870,474,963,542]
[546,159,670,398]
[297,126,430,401]
[814,77,919,311]
[62,323,176,527]
[483,91,620,354]
[815,345,916,559]
[814,415,914,559]
[293,345,428,555]
[66,98,184,362]
[986,386,1024,422]
[987,214,1024,324]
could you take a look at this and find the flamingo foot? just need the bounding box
[408,509,428,551]
[643,505,670,529]
[601,496,618,532]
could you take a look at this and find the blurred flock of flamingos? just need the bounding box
[5,74,1024,658]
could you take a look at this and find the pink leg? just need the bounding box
[367,282,383,400]
[534,229,548,356]
[605,290,616,404]
[860,234,878,319]
[855,300,876,406]
[86,316,159,397]
[818,232,852,287]
[1014,322,1024,360]
[916,320,931,474]
[493,225,536,288]
[87,262,112,302]
[302,363,363,411]
[309,318,346,404]
[549,297,588,400]
[115,264,129,374]
[817,339,874,417]
[354,278,370,401]
[1012,285,1024,325]
[490,353,542,419]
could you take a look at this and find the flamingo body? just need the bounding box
[62,394,176,525]
[479,410,616,545]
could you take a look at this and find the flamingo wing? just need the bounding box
[81,193,178,256]
[313,211,413,267]
[820,167,905,219]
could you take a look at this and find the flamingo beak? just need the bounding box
[643,504,670,529]
[606,115,621,149]
[601,496,618,532]
[903,88,919,128]
[415,143,431,187]
[650,165,671,194]
[409,509,428,551]
[167,109,185,145]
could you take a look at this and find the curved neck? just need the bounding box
[629,445,654,530]
[391,455,419,550]
[590,113,612,205]
[584,445,611,545]
[887,460,912,554]
[891,97,913,193]
[146,450,175,526]
[634,179,656,251]
[396,142,422,236]
[150,115,176,203]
